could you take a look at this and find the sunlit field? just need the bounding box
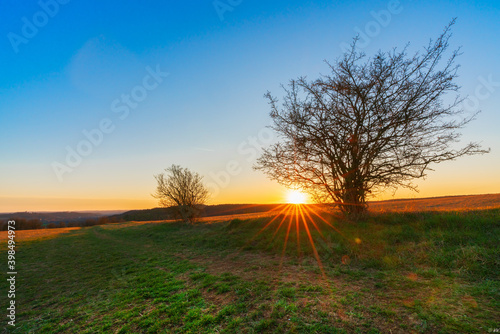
[1,201,498,333]
[369,194,500,213]
[0,227,81,242]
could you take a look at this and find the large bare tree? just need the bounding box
[153,165,209,222]
[255,21,489,216]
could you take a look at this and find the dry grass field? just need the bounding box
[0,227,81,242]
[368,193,500,212]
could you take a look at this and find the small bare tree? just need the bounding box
[255,21,489,216]
[153,165,209,222]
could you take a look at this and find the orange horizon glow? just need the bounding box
[2,189,500,213]
[2,172,500,214]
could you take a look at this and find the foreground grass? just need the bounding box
[1,208,499,333]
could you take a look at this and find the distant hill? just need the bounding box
[2,194,499,225]
[110,204,282,222]
[368,193,500,212]
[111,194,500,222]
[0,211,115,223]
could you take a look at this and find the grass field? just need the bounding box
[1,206,499,333]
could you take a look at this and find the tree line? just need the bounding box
[0,216,122,231]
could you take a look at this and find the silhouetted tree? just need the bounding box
[153,165,209,222]
[255,21,489,216]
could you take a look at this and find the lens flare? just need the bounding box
[236,202,348,281]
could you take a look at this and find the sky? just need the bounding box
[0,0,499,212]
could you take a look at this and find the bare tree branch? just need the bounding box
[255,20,489,216]
[153,165,209,222]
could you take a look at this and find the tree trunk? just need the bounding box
[340,170,368,217]
[340,189,367,216]
[177,205,191,223]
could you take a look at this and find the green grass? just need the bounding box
[1,208,499,333]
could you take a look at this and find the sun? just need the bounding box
[286,190,307,204]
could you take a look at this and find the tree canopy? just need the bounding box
[255,21,489,215]
[153,165,209,222]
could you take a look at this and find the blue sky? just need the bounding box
[0,0,499,211]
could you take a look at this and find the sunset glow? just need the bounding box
[286,190,307,204]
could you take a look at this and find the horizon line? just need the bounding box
[1,193,499,215]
